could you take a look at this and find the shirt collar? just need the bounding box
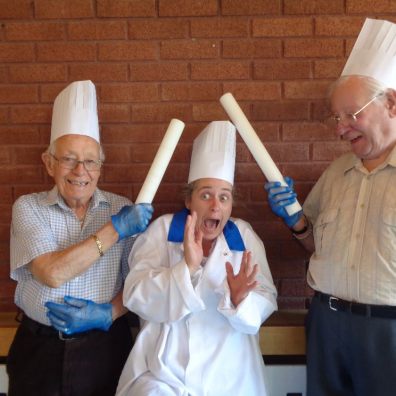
[342,153,359,174]
[387,145,396,168]
[41,186,110,210]
[167,207,246,251]
[344,145,396,175]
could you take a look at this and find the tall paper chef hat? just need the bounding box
[50,80,100,144]
[341,18,396,88]
[188,121,236,185]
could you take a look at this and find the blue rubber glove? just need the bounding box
[45,296,113,335]
[264,176,302,228]
[111,203,153,241]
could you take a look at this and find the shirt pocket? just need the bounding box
[313,208,339,256]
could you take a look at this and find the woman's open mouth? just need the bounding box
[203,218,220,231]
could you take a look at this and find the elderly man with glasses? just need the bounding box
[264,18,396,396]
[7,80,153,396]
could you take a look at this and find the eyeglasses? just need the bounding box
[325,92,384,128]
[50,154,102,171]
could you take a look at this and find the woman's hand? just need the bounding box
[184,211,203,274]
[226,250,258,307]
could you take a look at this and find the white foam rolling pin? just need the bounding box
[220,93,302,216]
[135,119,185,204]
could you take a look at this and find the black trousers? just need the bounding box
[306,295,396,396]
[6,314,133,396]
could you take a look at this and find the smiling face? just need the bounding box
[42,134,101,209]
[330,76,396,169]
[185,178,233,244]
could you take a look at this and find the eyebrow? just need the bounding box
[60,150,99,158]
[196,186,232,192]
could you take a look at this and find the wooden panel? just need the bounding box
[0,310,307,357]
[0,328,16,356]
[260,326,305,355]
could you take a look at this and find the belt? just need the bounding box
[21,314,95,341]
[314,291,396,319]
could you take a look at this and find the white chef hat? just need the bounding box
[341,18,396,88]
[50,80,100,144]
[188,121,236,185]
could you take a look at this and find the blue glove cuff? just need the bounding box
[111,214,123,241]
[284,210,303,228]
[100,303,113,331]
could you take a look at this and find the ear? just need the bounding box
[385,89,396,117]
[42,152,55,177]
[185,196,191,210]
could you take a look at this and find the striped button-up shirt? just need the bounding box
[10,186,134,325]
[304,147,396,305]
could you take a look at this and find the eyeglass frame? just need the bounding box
[326,92,385,126]
[50,153,102,171]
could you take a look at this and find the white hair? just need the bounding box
[327,75,390,103]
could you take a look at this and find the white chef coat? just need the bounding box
[117,209,277,396]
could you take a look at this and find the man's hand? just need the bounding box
[264,176,302,228]
[226,251,258,307]
[45,296,113,334]
[184,211,203,274]
[111,203,153,241]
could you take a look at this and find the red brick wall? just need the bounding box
[0,0,393,311]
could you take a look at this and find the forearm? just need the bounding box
[29,222,119,288]
[291,215,315,253]
[110,289,128,321]
[220,289,277,334]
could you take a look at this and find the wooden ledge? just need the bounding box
[0,310,307,358]
[0,312,18,357]
[260,310,306,356]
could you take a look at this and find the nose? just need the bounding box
[210,197,220,211]
[335,119,349,138]
[73,160,86,174]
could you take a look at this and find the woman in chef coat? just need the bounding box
[116,121,278,396]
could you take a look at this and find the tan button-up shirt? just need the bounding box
[304,147,396,305]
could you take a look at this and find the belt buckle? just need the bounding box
[329,296,339,311]
[58,331,76,341]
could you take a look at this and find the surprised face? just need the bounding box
[185,178,233,243]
